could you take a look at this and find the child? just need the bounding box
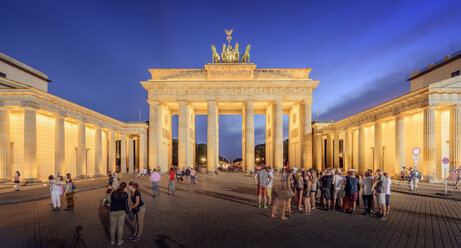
[103,185,113,209]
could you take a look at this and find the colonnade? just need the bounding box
[314,105,461,181]
[0,107,147,182]
[148,100,313,174]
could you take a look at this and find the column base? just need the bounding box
[75,175,90,179]
[92,174,106,178]
[0,178,10,183]
[23,178,41,184]
[206,170,216,176]
[244,171,253,176]
[426,176,442,183]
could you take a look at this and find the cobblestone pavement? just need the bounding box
[1,173,461,248]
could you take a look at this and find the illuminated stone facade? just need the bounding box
[0,53,147,182]
[141,63,319,174]
[314,51,461,181]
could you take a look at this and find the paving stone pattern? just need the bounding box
[0,173,461,248]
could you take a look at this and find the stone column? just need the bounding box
[424,107,437,180]
[274,101,283,169]
[326,134,333,168]
[94,126,102,175]
[77,122,86,177]
[374,121,383,170]
[0,108,10,181]
[108,131,116,173]
[54,115,65,176]
[358,125,365,174]
[242,107,246,171]
[120,133,127,173]
[395,115,405,176]
[333,133,340,168]
[128,137,134,173]
[149,102,160,170]
[139,133,147,170]
[207,101,218,173]
[315,134,323,171]
[344,129,352,171]
[245,101,255,174]
[178,101,191,170]
[24,108,38,180]
[302,101,313,169]
[450,105,461,169]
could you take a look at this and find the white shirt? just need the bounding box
[333,175,345,190]
[386,178,392,195]
[361,176,374,195]
[267,171,274,188]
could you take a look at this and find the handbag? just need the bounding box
[132,206,140,214]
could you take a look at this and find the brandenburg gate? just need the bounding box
[141,30,319,174]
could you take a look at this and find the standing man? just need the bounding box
[408,167,416,191]
[320,170,333,211]
[332,169,346,211]
[168,168,176,196]
[185,167,191,184]
[345,169,360,214]
[64,173,74,211]
[150,169,161,197]
[374,169,388,220]
[254,167,272,208]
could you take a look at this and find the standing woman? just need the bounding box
[109,182,128,246]
[303,171,313,214]
[295,171,304,210]
[13,171,20,191]
[49,175,63,211]
[64,173,74,211]
[310,170,318,210]
[286,169,295,216]
[112,172,119,189]
[128,182,145,242]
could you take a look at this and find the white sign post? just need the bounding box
[442,157,450,195]
[412,147,421,172]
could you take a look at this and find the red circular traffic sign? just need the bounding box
[442,157,450,165]
[412,147,421,155]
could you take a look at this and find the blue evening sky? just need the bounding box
[1,0,460,160]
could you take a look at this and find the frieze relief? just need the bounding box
[149,87,312,99]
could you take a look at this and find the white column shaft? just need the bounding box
[128,137,134,173]
[395,116,405,175]
[95,127,102,175]
[178,102,190,170]
[108,131,116,172]
[120,133,127,173]
[344,130,351,171]
[77,122,86,176]
[302,101,312,169]
[245,101,255,174]
[374,122,382,170]
[424,107,436,179]
[54,116,65,176]
[0,109,10,180]
[274,102,283,169]
[207,101,218,172]
[24,108,37,179]
[333,133,340,168]
[139,133,147,170]
[358,125,365,173]
[315,134,323,171]
[450,106,461,168]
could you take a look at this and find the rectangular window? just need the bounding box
[452,70,460,77]
[0,72,6,78]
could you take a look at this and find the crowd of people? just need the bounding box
[254,167,392,221]
[47,173,75,211]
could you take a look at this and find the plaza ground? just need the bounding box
[1,173,461,248]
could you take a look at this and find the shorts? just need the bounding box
[377,193,386,205]
[14,181,19,184]
[303,190,310,198]
[385,194,390,206]
[333,189,345,200]
[349,192,358,201]
[321,189,331,200]
[267,187,272,197]
[258,186,267,196]
[297,187,304,192]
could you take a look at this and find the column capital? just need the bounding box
[147,100,160,105]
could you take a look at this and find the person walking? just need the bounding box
[345,169,360,214]
[254,167,272,208]
[332,169,346,211]
[408,167,416,191]
[185,167,191,184]
[320,170,333,211]
[109,182,128,246]
[64,173,74,211]
[150,169,161,197]
[271,168,292,220]
[49,175,63,211]
[128,182,145,242]
[13,171,20,191]
[168,168,176,196]
[361,171,374,216]
[374,169,388,220]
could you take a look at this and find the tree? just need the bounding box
[255,143,265,165]
[283,139,289,164]
[195,143,207,165]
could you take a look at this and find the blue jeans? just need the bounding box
[152,181,159,196]
[168,181,175,194]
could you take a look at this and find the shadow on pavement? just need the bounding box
[193,189,255,207]
[155,234,186,248]
[70,225,87,248]
[97,199,110,240]
[219,185,257,196]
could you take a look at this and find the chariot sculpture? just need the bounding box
[210,29,251,63]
